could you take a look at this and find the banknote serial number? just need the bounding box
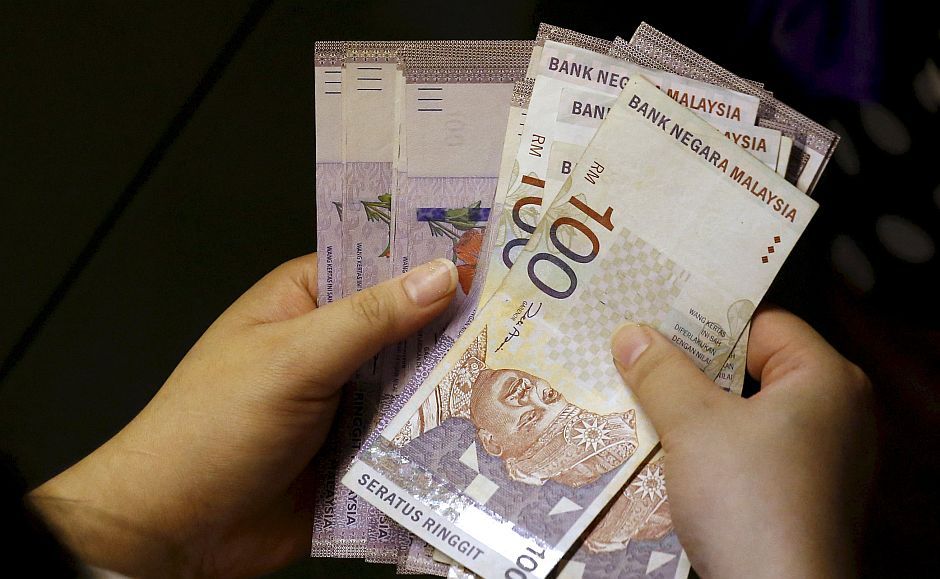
[504,545,547,579]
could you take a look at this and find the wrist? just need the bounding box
[28,447,197,578]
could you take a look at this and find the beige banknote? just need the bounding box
[478,36,763,308]
[624,24,839,193]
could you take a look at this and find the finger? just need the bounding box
[746,306,847,389]
[228,253,320,324]
[611,324,728,441]
[283,258,457,390]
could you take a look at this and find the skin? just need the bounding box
[612,307,875,578]
[29,254,458,578]
[29,254,873,578]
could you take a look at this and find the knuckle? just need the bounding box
[350,288,395,329]
[842,359,873,398]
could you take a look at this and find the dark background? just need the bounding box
[1,1,937,576]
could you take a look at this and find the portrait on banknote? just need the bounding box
[392,326,639,488]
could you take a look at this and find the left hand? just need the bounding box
[29,253,457,578]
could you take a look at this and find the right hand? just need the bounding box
[611,307,875,578]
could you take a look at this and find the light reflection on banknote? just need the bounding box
[342,76,817,577]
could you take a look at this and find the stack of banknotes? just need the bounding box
[313,22,838,579]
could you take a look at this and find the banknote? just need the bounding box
[342,75,818,577]
[484,32,766,412]
[398,535,451,576]
[341,41,400,296]
[394,42,530,313]
[311,41,347,558]
[475,78,534,305]
[391,78,537,573]
[332,41,405,558]
[555,452,692,579]
[478,34,763,307]
[624,24,839,193]
[477,26,610,305]
[364,52,411,565]
[315,41,346,306]
[483,72,765,405]
[482,77,534,284]
[777,136,793,177]
[473,28,774,422]
[362,40,531,564]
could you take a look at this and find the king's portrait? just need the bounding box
[392,326,639,488]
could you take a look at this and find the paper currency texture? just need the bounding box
[342,76,817,578]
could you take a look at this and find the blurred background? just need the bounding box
[1,1,936,576]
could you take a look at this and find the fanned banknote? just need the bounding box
[342,76,818,577]
[392,41,531,372]
[315,41,347,306]
[341,41,401,296]
[314,24,837,578]
[359,40,532,564]
[478,26,611,306]
[332,41,405,558]
[311,41,347,558]
[624,24,839,193]
[478,30,763,308]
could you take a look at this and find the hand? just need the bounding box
[29,253,458,578]
[611,307,875,578]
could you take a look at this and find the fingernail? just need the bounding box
[402,259,457,306]
[611,324,651,368]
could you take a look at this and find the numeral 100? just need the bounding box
[504,546,547,579]
[527,196,614,299]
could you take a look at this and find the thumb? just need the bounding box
[286,258,458,391]
[611,324,727,441]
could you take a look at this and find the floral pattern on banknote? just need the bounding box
[362,193,392,258]
[417,202,489,295]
